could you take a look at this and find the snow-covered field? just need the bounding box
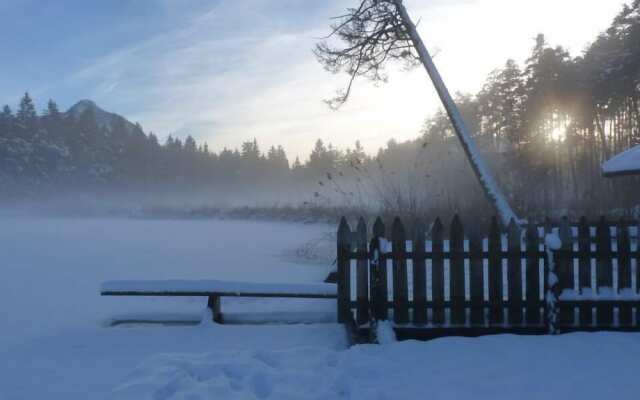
[1,217,640,399]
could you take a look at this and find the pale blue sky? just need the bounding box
[0,0,628,158]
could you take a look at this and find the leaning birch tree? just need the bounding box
[314,0,521,225]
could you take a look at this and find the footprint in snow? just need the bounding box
[250,372,273,399]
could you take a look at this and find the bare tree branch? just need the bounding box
[314,0,420,108]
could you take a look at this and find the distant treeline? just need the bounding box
[1,1,639,220]
[0,94,355,199]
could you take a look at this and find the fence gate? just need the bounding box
[336,216,640,341]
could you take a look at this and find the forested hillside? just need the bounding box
[0,97,290,197]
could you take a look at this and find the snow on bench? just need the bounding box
[101,280,337,298]
[101,279,338,324]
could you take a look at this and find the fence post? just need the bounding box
[595,216,613,326]
[636,219,640,327]
[355,217,369,325]
[617,218,632,326]
[557,216,573,326]
[392,218,409,324]
[370,217,388,321]
[412,219,427,324]
[469,231,484,325]
[337,217,352,323]
[577,217,592,325]
[431,218,445,324]
[507,218,523,325]
[488,216,502,325]
[544,229,562,334]
[450,215,465,325]
[524,220,540,325]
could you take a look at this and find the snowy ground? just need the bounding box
[1,217,640,399]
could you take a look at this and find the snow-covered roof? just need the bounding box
[602,144,640,177]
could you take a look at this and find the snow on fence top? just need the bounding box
[602,144,640,177]
[101,280,337,298]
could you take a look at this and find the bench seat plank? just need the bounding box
[101,280,337,298]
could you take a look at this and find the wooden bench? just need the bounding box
[101,280,337,323]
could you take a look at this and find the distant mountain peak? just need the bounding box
[73,99,97,108]
[67,100,139,134]
[67,99,105,117]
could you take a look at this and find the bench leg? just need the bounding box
[207,295,222,323]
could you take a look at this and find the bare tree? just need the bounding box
[315,0,521,225]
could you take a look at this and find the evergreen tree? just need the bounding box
[148,132,159,148]
[478,60,526,148]
[276,145,289,169]
[45,99,60,118]
[16,92,37,135]
[184,135,197,153]
[292,156,302,170]
[308,139,340,178]
[0,105,13,137]
[41,100,63,142]
[241,138,260,160]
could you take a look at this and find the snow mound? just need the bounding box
[114,347,343,399]
[113,333,640,400]
[375,320,397,344]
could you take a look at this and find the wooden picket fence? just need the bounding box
[336,216,640,340]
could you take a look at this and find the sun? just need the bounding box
[550,127,565,141]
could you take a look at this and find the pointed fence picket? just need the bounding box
[336,215,640,337]
[577,217,592,325]
[355,218,369,325]
[525,221,541,325]
[618,219,632,325]
[596,217,614,325]
[431,218,445,325]
[412,221,427,324]
[488,217,502,325]
[557,217,573,326]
